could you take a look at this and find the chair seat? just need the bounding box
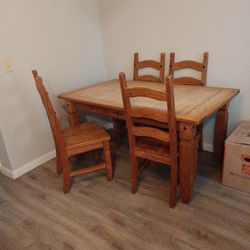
[135,137,172,165]
[63,121,110,156]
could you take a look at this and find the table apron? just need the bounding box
[75,102,125,120]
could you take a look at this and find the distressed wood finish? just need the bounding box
[179,123,197,203]
[65,101,80,127]
[58,79,238,126]
[134,52,165,83]
[32,70,112,193]
[58,79,239,203]
[120,73,178,208]
[169,52,209,151]
[169,52,209,86]
[111,52,166,146]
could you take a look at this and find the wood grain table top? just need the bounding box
[58,79,239,125]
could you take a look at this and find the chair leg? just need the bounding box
[131,153,139,193]
[103,141,112,181]
[169,163,178,208]
[113,118,122,147]
[56,146,63,175]
[197,124,203,151]
[93,149,100,163]
[63,159,71,193]
[194,137,198,180]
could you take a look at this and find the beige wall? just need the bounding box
[0,0,105,171]
[98,0,250,149]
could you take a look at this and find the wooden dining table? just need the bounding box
[58,79,239,204]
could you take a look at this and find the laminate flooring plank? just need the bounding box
[0,145,249,250]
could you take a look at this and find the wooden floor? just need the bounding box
[0,142,250,250]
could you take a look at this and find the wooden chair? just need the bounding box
[32,70,112,193]
[119,72,178,208]
[169,52,208,150]
[113,53,166,148]
[32,70,63,175]
[134,52,165,83]
[169,52,208,86]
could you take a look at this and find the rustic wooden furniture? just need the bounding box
[32,70,63,175]
[32,70,112,193]
[58,79,239,203]
[120,73,178,208]
[113,52,166,147]
[134,52,165,83]
[169,52,208,86]
[169,52,209,150]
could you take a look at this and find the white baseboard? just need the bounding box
[203,143,214,152]
[0,165,13,179]
[0,150,56,179]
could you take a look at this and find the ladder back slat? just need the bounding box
[126,87,166,101]
[138,60,161,70]
[137,75,161,83]
[173,60,203,72]
[174,77,203,86]
[134,53,165,83]
[131,107,168,123]
[132,126,170,142]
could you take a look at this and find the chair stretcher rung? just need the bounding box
[70,163,106,177]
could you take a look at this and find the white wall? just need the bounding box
[0,0,105,173]
[98,0,250,148]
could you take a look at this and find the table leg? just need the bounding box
[66,101,80,127]
[179,123,197,204]
[214,103,229,162]
[197,124,203,151]
[113,118,123,147]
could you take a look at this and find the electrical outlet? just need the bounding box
[2,59,13,73]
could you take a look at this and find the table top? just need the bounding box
[58,79,240,125]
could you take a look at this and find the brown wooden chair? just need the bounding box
[169,52,208,86]
[169,52,208,150]
[32,70,112,193]
[134,52,165,83]
[119,72,178,208]
[32,70,65,176]
[113,53,166,147]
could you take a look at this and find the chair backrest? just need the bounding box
[32,70,67,160]
[133,53,165,83]
[169,52,208,86]
[119,72,177,160]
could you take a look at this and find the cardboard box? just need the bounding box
[222,121,250,193]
